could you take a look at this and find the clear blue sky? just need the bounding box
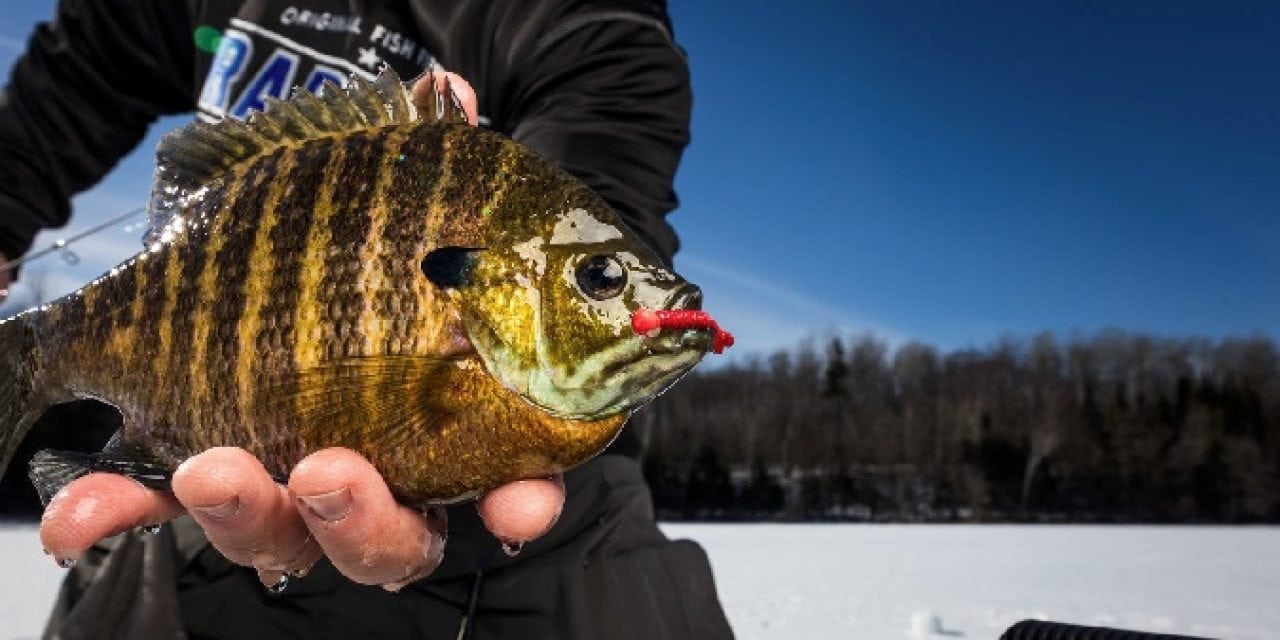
[1,1,1276,356]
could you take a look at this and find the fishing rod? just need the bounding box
[0,206,146,275]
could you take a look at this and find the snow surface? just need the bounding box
[1,524,1275,639]
[660,524,1280,640]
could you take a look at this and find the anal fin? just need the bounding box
[29,449,174,506]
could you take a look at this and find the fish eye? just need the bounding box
[575,254,627,300]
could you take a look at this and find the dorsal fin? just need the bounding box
[145,67,469,240]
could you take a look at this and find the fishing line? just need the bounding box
[0,206,146,275]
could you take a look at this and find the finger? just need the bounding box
[411,70,479,126]
[171,447,318,584]
[39,473,184,566]
[477,474,566,549]
[289,448,447,589]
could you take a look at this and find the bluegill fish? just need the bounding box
[0,70,730,508]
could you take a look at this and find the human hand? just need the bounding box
[37,72,567,590]
[40,447,565,590]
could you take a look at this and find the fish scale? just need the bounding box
[0,69,728,509]
[171,193,214,433]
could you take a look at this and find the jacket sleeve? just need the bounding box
[489,7,692,265]
[0,0,197,263]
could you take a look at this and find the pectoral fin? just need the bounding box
[268,356,461,453]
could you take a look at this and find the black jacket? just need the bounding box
[45,457,734,639]
[0,0,691,267]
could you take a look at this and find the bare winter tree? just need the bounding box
[632,330,1279,523]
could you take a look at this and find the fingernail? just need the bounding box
[192,496,241,520]
[298,487,352,522]
[54,555,78,569]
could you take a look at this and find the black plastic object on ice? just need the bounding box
[1001,620,1216,640]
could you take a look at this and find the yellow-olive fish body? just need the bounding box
[0,70,718,509]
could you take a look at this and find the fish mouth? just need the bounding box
[564,297,712,417]
[589,283,710,385]
[507,286,724,421]
[670,283,703,311]
[628,284,734,356]
[600,328,707,380]
[529,330,707,421]
[601,285,709,383]
[598,340,706,407]
[639,328,712,355]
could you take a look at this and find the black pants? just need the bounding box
[45,455,735,640]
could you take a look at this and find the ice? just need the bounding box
[1,523,1276,639]
[659,523,1280,640]
[908,610,945,638]
[0,525,63,639]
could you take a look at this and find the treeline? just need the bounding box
[638,332,1280,523]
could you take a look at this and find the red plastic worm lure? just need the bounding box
[631,307,735,354]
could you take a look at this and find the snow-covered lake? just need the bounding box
[2,524,1275,639]
[662,524,1278,640]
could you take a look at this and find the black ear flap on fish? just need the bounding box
[422,247,483,289]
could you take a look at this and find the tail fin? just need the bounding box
[0,315,45,476]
